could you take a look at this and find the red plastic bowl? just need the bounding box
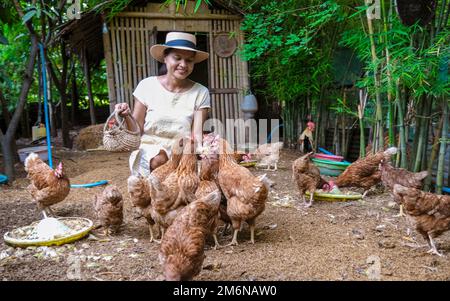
[313,153,344,162]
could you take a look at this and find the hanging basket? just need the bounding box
[103,111,140,152]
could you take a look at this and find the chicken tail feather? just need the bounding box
[384,147,398,156]
[24,153,41,172]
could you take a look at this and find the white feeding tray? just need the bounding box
[17,145,52,163]
[4,217,93,247]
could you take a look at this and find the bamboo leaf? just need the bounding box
[22,10,36,24]
[194,0,202,13]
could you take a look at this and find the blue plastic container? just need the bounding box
[0,174,8,184]
[311,158,351,177]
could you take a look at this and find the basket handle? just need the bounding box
[104,110,140,135]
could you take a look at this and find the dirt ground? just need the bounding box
[1,147,450,281]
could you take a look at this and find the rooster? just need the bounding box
[24,153,70,217]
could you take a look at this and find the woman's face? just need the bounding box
[164,49,196,80]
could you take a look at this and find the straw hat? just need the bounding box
[150,32,209,64]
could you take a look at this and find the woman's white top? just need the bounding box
[129,76,210,176]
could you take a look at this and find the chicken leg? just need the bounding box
[304,192,314,208]
[426,234,443,256]
[394,205,407,218]
[149,225,156,243]
[228,229,239,246]
[248,219,256,244]
[212,234,221,250]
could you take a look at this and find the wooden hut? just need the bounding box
[60,0,249,131]
[103,0,248,127]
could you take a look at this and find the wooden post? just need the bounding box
[83,47,97,125]
[102,21,117,114]
[71,66,78,125]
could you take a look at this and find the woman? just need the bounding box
[298,121,315,153]
[114,32,210,176]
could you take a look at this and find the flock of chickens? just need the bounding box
[22,134,450,280]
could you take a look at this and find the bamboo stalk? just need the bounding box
[126,18,132,106]
[136,19,142,84]
[395,80,407,168]
[424,115,444,191]
[414,96,430,172]
[365,2,384,152]
[116,18,125,105]
[102,21,117,113]
[130,17,136,92]
[111,18,121,105]
[382,0,395,147]
[436,98,449,194]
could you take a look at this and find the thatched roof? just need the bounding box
[59,10,104,68]
[58,0,244,68]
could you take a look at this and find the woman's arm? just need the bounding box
[192,108,209,152]
[117,98,146,134]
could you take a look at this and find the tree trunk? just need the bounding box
[60,42,71,148]
[1,34,38,180]
[0,90,11,125]
[71,67,79,126]
[83,48,97,125]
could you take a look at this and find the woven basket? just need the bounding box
[103,111,140,152]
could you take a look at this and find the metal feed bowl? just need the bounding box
[4,217,93,247]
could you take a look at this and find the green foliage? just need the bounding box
[162,0,211,13]
[241,0,344,105]
[340,4,449,99]
[0,22,31,113]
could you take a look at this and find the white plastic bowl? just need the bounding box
[17,146,51,163]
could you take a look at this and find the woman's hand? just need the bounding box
[115,103,131,117]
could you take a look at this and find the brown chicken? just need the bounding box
[335,147,398,196]
[151,137,185,180]
[24,153,71,217]
[127,139,185,242]
[199,153,232,238]
[216,138,270,245]
[127,175,157,241]
[147,137,199,239]
[159,190,221,280]
[255,142,283,170]
[292,152,328,207]
[393,184,450,256]
[380,160,428,216]
[195,180,221,248]
[93,185,124,235]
